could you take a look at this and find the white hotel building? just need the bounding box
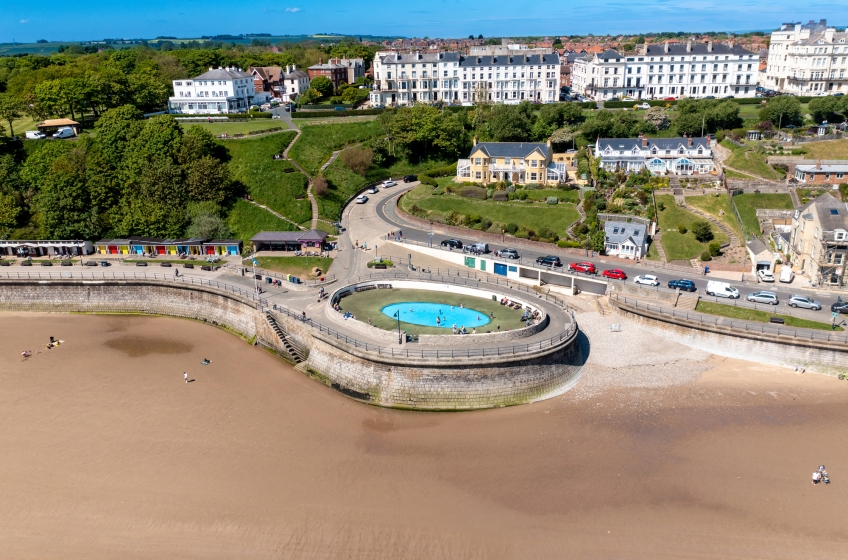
[370,51,561,106]
[168,67,270,114]
[763,19,848,95]
[572,41,758,100]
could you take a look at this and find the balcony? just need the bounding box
[489,162,526,173]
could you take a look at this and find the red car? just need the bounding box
[602,269,627,280]
[568,261,597,274]
[663,96,676,101]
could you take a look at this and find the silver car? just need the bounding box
[788,295,822,310]
[747,291,779,305]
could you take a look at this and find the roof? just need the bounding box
[642,43,757,57]
[598,49,624,61]
[193,67,252,81]
[251,66,309,81]
[378,51,461,64]
[746,238,769,256]
[37,118,79,127]
[469,142,549,159]
[250,230,328,243]
[796,193,848,231]
[460,53,560,67]
[596,137,711,152]
[604,221,647,247]
[796,164,848,173]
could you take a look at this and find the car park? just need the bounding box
[757,269,775,282]
[498,248,520,259]
[537,255,562,267]
[668,279,696,292]
[355,195,368,204]
[788,295,821,310]
[568,261,596,274]
[747,291,779,305]
[367,186,379,194]
[705,281,740,299]
[403,175,418,183]
[440,239,463,250]
[25,130,46,139]
[633,274,660,286]
[602,269,627,280]
[382,180,398,188]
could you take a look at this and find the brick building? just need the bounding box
[793,161,848,184]
[308,59,349,91]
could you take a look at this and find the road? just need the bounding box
[359,183,846,324]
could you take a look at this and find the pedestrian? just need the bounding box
[472,327,476,334]
[356,240,359,248]
[497,324,500,331]
[184,372,188,383]
[302,311,307,321]
[368,317,372,325]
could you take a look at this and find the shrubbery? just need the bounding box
[460,186,487,199]
[700,251,712,261]
[493,191,509,201]
[546,196,558,205]
[677,224,687,234]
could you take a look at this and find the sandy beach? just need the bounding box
[2,312,847,559]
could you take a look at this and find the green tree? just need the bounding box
[34,148,99,239]
[94,105,144,168]
[298,88,320,105]
[34,80,70,118]
[310,75,334,98]
[179,125,219,164]
[758,96,802,127]
[644,106,670,130]
[0,94,25,138]
[129,67,170,112]
[809,96,843,123]
[692,219,714,243]
[184,156,231,204]
[487,102,533,142]
[186,211,231,239]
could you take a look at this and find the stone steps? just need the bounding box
[652,231,669,262]
[265,313,308,363]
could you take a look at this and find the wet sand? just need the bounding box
[2,313,847,559]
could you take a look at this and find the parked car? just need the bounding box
[537,255,562,267]
[135,261,148,267]
[757,269,775,282]
[622,96,637,102]
[663,96,676,100]
[831,300,848,314]
[668,279,697,292]
[788,295,821,310]
[466,242,489,254]
[21,260,32,266]
[334,106,346,111]
[705,280,740,299]
[355,195,368,204]
[779,266,795,283]
[382,180,398,188]
[367,186,379,194]
[747,291,779,305]
[602,269,627,280]
[403,175,418,183]
[568,261,596,274]
[637,102,650,109]
[53,127,75,139]
[440,239,463,250]
[61,261,73,266]
[498,248,520,259]
[25,130,46,139]
[633,274,660,286]
[607,97,620,102]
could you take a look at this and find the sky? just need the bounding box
[2,0,847,43]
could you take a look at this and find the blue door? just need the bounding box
[494,263,507,276]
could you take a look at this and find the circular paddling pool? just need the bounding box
[381,302,491,328]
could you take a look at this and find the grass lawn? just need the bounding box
[226,199,300,244]
[655,194,729,261]
[401,186,581,238]
[732,193,794,236]
[293,115,379,126]
[338,288,525,335]
[523,188,580,203]
[10,116,37,136]
[178,120,291,135]
[722,141,781,180]
[723,168,756,179]
[695,300,842,331]
[252,256,333,278]
[797,139,848,160]
[645,241,661,260]
[223,133,312,224]
[685,194,743,237]
[796,187,831,205]
[288,120,383,175]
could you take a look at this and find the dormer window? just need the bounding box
[678,147,684,154]
[698,147,703,154]
[651,147,658,155]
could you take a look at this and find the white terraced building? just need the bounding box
[370,50,560,106]
[572,41,758,100]
[595,135,715,175]
[168,67,269,114]
[763,19,848,95]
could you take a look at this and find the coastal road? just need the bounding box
[359,184,847,324]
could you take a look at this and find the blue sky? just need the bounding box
[2,0,847,43]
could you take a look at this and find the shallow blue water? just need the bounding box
[381,302,491,328]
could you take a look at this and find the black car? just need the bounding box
[403,175,418,183]
[832,301,848,314]
[0,261,9,267]
[440,239,463,249]
[183,263,195,269]
[668,279,697,292]
[499,248,520,259]
[536,255,562,267]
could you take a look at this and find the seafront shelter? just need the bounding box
[0,240,93,257]
[251,230,329,252]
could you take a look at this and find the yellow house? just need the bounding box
[456,138,568,185]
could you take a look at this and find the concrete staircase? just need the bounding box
[683,202,739,249]
[675,292,700,311]
[652,231,669,262]
[265,313,308,364]
[592,296,613,316]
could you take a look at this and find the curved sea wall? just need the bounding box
[0,279,584,410]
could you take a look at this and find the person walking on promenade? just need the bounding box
[184,372,188,383]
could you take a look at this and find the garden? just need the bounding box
[654,194,727,262]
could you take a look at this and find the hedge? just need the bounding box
[174,112,273,120]
[603,100,676,109]
[419,162,458,187]
[292,108,386,119]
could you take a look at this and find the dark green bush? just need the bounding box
[677,223,687,234]
[700,251,712,261]
[492,191,509,201]
[505,222,519,234]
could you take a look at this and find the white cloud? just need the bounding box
[20,19,29,24]
[284,7,301,12]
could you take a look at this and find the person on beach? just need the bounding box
[184,372,188,383]
[21,350,31,358]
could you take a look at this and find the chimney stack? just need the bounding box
[473,135,478,146]
[817,159,822,170]
[686,42,692,52]
[708,41,713,52]
[641,134,648,148]
[688,137,693,147]
[664,42,669,53]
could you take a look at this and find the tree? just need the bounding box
[186,211,231,239]
[298,88,320,105]
[310,75,334,98]
[550,127,574,151]
[487,103,533,142]
[644,106,670,130]
[0,94,25,138]
[692,220,714,243]
[184,156,231,204]
[809,96,843,123]
[708,241,722,257]
[312,175,329,198]
[758,96,802,128]
[340,146,374,175]
[129,67,170,112]
[94,105,144,167]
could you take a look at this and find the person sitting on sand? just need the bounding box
[21,350,31,358]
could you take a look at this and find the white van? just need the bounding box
[25,130,46,139]
[53,127,75,139]
[705,280,740,299]
[779,266,795,283]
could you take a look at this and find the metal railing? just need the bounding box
[611,293,848,343]
[0,270,268,307]
[270,304,578,359]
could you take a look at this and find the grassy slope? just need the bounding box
[797,139,848,160]
[226,199,299,244]
[288,120,383,175]
[401,186,580,237]
[722,141,781,181]
[732,193,794,236]
[223,132,312,224]
[655,194,728,261]
[253,256,333,278]
[338,288,525,335]
[695,301,842,331]
[685,194,743,238]
[178,120,289,135]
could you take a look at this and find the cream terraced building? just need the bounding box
[456,139,567,185]
[764,19,848,95]
[371,50,560,106]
